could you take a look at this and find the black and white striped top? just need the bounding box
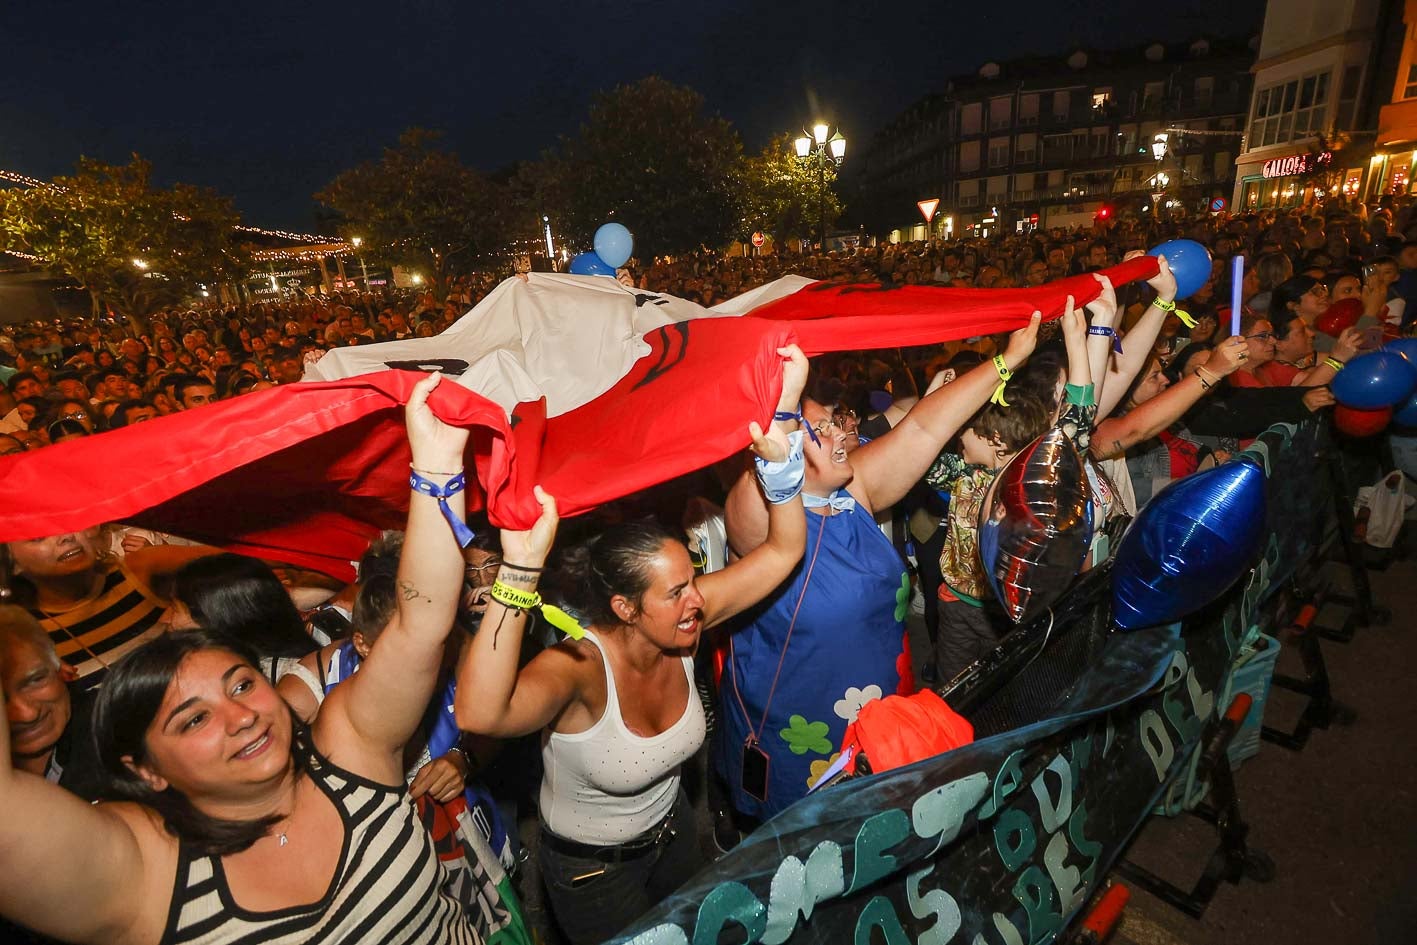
[160,735,480,945]
[30,565,166,692]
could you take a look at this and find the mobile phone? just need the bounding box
[1360,326,1384,351]
[741,741,770,802]
[1363,264,1375,282]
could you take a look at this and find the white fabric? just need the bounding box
[684,498,729,574]
[539,629,705,844]
[306,273,816,420]
[1356,472,1413,549]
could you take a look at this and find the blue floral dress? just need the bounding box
[716,503,914,820]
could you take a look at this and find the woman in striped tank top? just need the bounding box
[0,372,505,944]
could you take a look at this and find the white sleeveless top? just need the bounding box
[539,629,705,844]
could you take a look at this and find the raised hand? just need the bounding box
[1085,274,1119,326]
[1060,295,1086,345]
[1146,254,1178,301]
[406,372,470,468]
[775,344,809,412]
[1002,311,1043,368]
[1332,326,1363,363]
[1303,386,1336,413]
[500,485,559,569]
[1204,335,1250,377]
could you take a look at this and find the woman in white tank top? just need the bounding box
[456,346,811,945]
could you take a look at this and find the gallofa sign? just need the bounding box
[1262,151,1333,179]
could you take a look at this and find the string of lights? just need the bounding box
[2,166,350,249]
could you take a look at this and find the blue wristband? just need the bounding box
[408,470,476,548]
[1088,324,1123,355]
[754,429,805,504]
[774,406,819,447]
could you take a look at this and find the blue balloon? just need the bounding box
[568,251,615,277]
[593,222,634,269]
[1147,239,1212,299]
[1384,336,1417,364]
[1394,387,1417,427]
[1330,350,1417,409]
[1112,459,1267,631]
[979,428,1095,624]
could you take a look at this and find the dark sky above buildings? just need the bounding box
[1,0,1263,229]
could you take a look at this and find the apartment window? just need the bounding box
[1214,151,1233,181]
[1091,88,1112,112]
[958,178,981,207]
[1012,173,1034,202]
[1043,133,1071,162]
[959,140,981,173]
[989,96,1012,130]
[1337,65,1362,129]
[1250,70,1331,147]
[1194,76,1214,109]
[961,103,982,136]
[1015,132,1038,164]
[1052,90,1070,121]
[1142,81,1164,110]
[1406,63,1417,99]
[1019,93,1039,126]
[1090,127,1110,158]
[988,136,1011,167]
[986,175,1008,206]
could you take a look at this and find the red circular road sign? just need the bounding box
[751,232,765,247]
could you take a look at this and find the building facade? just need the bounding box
[1376,0,1417,197]
[1233,0,1405,211]
[848,37,1256,240]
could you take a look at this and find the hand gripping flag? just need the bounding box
[0,258,1157,579]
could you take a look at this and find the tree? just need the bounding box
[316,129,506,296]
[738,133,844,247]
[530,77,743,258]
[0,157,244,327]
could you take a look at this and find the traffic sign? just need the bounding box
[917,198,940,223]
[751,232,765,248]
[1211,197,1227,212]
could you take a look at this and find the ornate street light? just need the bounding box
[794,121,847,250]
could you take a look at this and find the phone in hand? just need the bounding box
[1359,326,1385,351]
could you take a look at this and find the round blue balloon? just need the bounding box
[568,251,615,277]
[1112,459,1267,631]
[593,223,634,269]
[1330,350,1417,409]
[1147,239,1211,299]
[1384,336,1417,364]
[1394,388,1417,427]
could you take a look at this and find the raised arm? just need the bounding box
[1290,327,1361,386]
[1091,336,1247,459]
[0,675,148,942]
[1098,255,1178,420]
[318,372,468,772]
[851,313,1041,512]
[455,488,582,738]
[1084,275,1119,402]
[699,347,808,627]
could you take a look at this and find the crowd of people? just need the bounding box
[2,193,1416,944]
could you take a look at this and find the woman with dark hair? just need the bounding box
[0,371,487,943]
[456,347,810,945]
[167,553,319,682]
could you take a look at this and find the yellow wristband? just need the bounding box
[489,581,540,610]
[1154,298,1176,312]
[990,355,1012,407]
[1324,357,1345,372]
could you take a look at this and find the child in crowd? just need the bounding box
[926,300,1096,682]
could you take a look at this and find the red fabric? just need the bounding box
[1256,361,1300,387]
[840,689,974,773]
[1157,430,1201,479]
[1228,368,1266,389]
[0,258,1158,577]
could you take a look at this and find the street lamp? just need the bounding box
[794,121,846,251]
[350,236,373,313]
[1151,133,1170,220]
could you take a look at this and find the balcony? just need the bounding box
[1379,99,1417,147]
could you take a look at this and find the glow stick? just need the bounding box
[1230,254,1245,337]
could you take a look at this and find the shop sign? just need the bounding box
[1262,151,1332,179]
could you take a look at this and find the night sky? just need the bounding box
[1,0,1262,230]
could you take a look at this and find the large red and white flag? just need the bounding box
[0,259,1155,579]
